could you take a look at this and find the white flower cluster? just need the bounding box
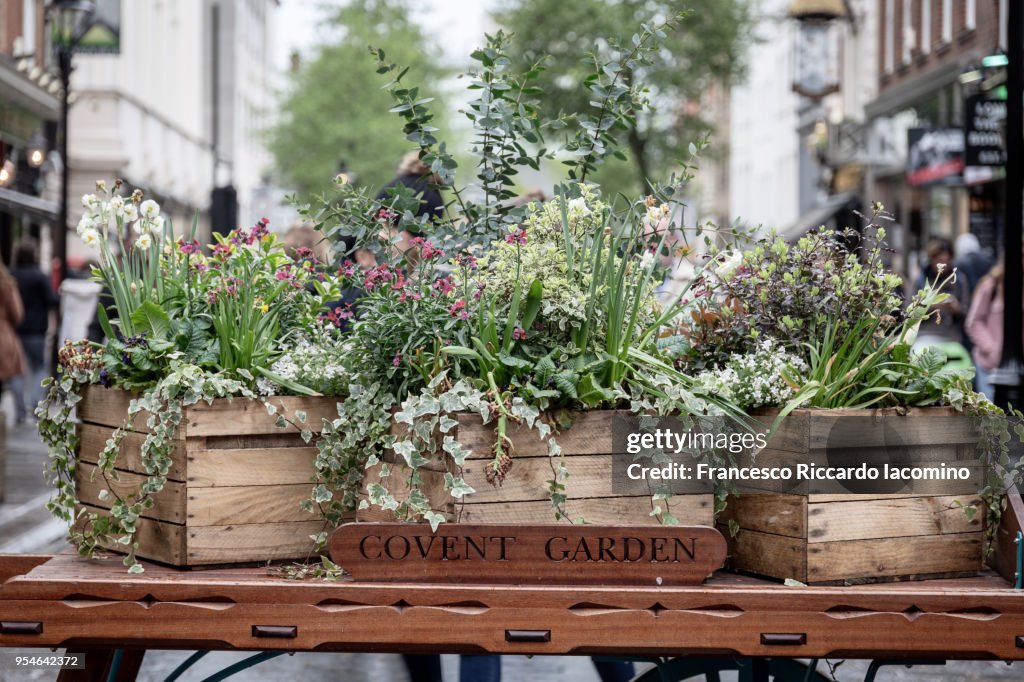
[698,339,807,409]
[260,336,350,396]
[77,186,163,251]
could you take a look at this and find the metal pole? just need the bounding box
[993,0,1024,409]
[52,48,72,374]
[57,49,70,287]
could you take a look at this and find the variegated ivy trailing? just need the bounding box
[37,345,289,574]
[365,372,565,530]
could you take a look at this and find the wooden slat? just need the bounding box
[808,492,946,502]
[184,396,339,437]
[990,478,1024,582]
[0,555,50,584]
[186,447,317,487]
[752,411,809,454]
[807,532,984,583]
[186,521,323,564]
[202,432,308,450]
[721,527,807,582]
[454,410,634,457]
[719,494,806,538]
[457,495,713,526]
[77,386,152,433]
[460,454,654,504]
[807,411,979,449]
[75,462,187,524]
[807,495,983,543]
[187,484,315,526]
[78,424,187,481]
[77,504,186,566]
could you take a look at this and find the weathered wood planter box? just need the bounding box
[74,386,339,567]
[719,407,985,585]
[362,409,714,526]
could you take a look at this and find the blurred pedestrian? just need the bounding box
[377,151,446,223]
[0,262,26,406]
[914,238,969,345]
[954,233,995,296]
[966,258,1023,400]
[10,240,58,424]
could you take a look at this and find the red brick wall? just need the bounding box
[879,0,1002,96]
[0,0,25,57]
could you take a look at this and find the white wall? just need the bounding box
[728,0,801,233]
[66,0,277,241]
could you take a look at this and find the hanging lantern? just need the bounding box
[789,0,845,100]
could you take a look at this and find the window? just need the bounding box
[1000,0,1009,48]
[966,0,976,30]
[941,0,952,43]
[885,0,895,73]
[902,0,914,62]
[920,0,930,54]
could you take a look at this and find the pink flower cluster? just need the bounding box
[177,238,200,255]
[454,253,478,270]
[504,228,528,246]
[364,264,398,291]
[448,299,469,320]
[229,217,271,246]
[433,277,455,295]
[376,208,398,224]
[409,237,444,260]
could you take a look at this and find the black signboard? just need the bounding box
[907,128,965,187]
[964,94,1007,166]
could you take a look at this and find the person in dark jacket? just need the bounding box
[10,239,58,424]
[376,151,446,225]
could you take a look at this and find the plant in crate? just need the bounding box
[675,213,1024,583]
[38,183,346,572]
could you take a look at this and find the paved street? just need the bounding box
[1,416,1022,681]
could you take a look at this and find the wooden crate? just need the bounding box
[361,409,714,526]
[719,407,985,584]
[74,385,340,567]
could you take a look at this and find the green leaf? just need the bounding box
[520,279,544,331]
[129,301,172,339]
[553,371,579,399]
[577,373,615,408]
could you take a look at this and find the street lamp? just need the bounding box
[48,0,94,288]
[27,133,48,169]
[788,0,848,100]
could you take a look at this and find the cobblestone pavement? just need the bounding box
[2,419,1023,681]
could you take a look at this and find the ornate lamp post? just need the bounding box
[788,0,848,100]
[48,0,95,287]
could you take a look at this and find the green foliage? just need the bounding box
[268,0,449,197]
[686,224,905,368]
[495,0,753,192]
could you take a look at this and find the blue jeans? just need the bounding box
[403,655,632,681]
[11,334,46,422]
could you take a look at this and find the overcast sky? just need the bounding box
[273,0,498,73]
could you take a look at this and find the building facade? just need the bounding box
[864,0,1007,276]
[67,0,277,257]
[0,0,60,265]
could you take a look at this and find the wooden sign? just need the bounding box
[329,523,726,586]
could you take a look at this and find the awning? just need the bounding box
[0,186,59,223]
[0,58,60,124]
[777,192,858,242]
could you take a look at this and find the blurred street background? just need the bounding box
[1,0,1023,679]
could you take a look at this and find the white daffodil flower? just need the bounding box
[81,228,101,246]
[136,232,153,250]
[140,199,160,219]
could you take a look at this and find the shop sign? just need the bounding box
[330,523,727,586]
[964,94,1006,167]
[907,128,964,187]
